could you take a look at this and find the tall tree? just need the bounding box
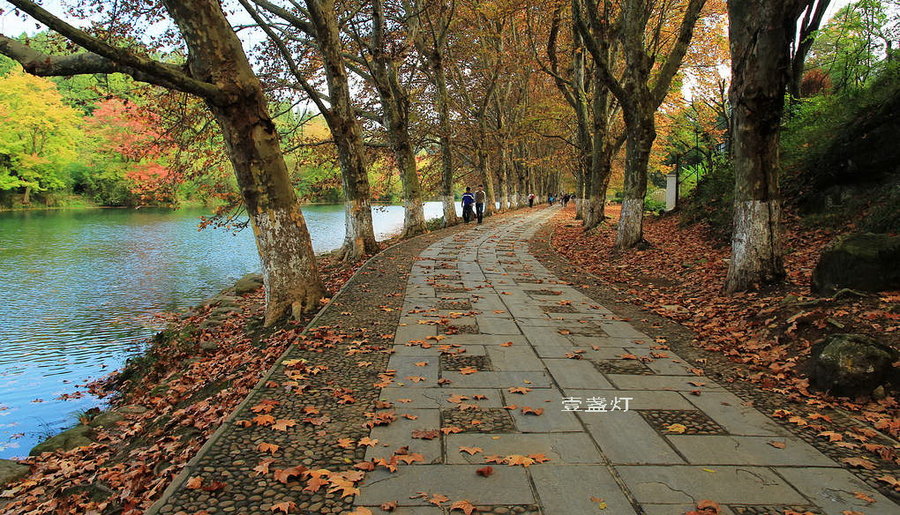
[576,0,706,248]
[725,0,818,292]
[0,0,325,325]
[342,0,427,238]
[410,0,460,227]
[242,0,379,259]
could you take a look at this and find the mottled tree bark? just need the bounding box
[164,0,326,324]
[305,0,378,259]
[725,0,800,291]
[370,0,426,238]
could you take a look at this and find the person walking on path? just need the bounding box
[562,193,571,207]
[461,187,475,223]
[528,193,535,208]
[474,185,486,224]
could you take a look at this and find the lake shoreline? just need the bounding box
[0,207,499,512]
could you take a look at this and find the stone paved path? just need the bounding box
[351,209,896,515]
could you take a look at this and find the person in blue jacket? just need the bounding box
[461,187,476,223]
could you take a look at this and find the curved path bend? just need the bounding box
[153,208,895,515]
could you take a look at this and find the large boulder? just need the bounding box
[0,459,29,485]
[812,233,900,294]
[29,424,93,456]
[810,334,898,396]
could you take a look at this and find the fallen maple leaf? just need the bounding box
[458,446,483,455]
[304,476,329,493]
[818,431,844,442]
[441,426,463,434]
[768,441,786,449]
[521,406,544,416]
[337,438,354,449]
[508,387,531,394]
[428,493,450,506]
[271,501,296,513]
[257,442,280,454]
[842,457,877,470]
[380,501,399,512]
[459,366,478,375]
[272,419,297,431]
[186,476,203,490]
[252,414,276,426]
[274,465,307,484]
[506,454,535,467]
[450,500,478,514]
[412,429,440,440]
[852,491,876,503]
[665,423,687,434]
[358,437,379,447]
[500,341,514,347]
[253,458,276,476]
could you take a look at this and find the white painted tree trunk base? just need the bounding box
[252,207,324,326]
[402,199,427,238]
[441,195,459,227]
[582,198,607,230]
[615,198,645,249]
[726,200,785,292]
[341,200,378,261]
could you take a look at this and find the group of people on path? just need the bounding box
[462,187,574,223]
[460,185,486,224]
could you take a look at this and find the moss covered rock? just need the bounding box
[810,333,898,396]
[233,273,264,295]
[812,233,900,294]
[29,425,93,456]
[0,459,29,485]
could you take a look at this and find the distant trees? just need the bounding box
[0,71,80,204]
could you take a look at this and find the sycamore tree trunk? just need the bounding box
[164,0,325,325]
[306,0,378,259]
[615,104,655,249]
[478,146,497,215]
[583,73,613,231]
[384,103,426,238]
[725,0,791,292]
[434,57,459,226]
[371,0,426,238]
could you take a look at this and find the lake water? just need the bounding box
[0,202,458,458]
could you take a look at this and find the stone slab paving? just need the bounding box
[352,209,897,515]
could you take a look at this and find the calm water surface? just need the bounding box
[0,202,455,458]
